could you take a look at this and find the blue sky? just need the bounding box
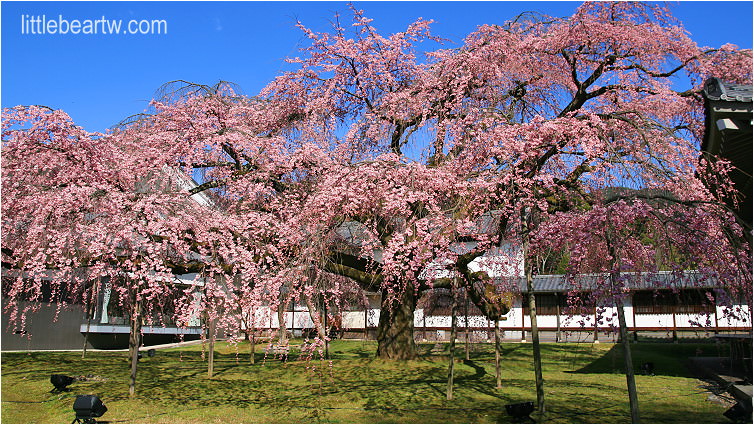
[2,1,752,133]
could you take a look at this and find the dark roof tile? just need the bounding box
[703,77,753,103]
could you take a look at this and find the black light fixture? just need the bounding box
[641,362,655,376]
[505,401,535,422]
[72,395,107,424]
[50,374,75,392]
[147,348,156,357]
[723,400,752,424]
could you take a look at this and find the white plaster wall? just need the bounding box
[716,304,751,327]
[633,313,674,328]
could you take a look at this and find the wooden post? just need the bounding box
[607,234,640,423]
[671,301,678,343]
[495,319,502,389]
[521,296,526,342]
[522,208,545,414]
[249,310,256,364]
[617,295,640,423]
[277,300,287,343]
[423,309,427,341]
[208,315,216,378]
[464,289,470,361]
[555,293,561,343]
[447,277,458,400]
[82,283,96,359]
[128,290,142,397]
[365,304,369,340]
[324,299,329,359]
[632,292,638,342]
[292,307,296,337]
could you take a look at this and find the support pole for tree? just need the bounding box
[82,282,96,359]
[465,289,470,361]
[277,299,287,343]
[555,294,561,343]
[324,299,330,359]
[495,318,502,389]
[522,208,545,414]
[128,291,142,397]
[447,276,459,400]
[249,311,256,364]
[82,313,92,359]
[616,294,641,423]
[607,236,641,424]
[208,315,216,378]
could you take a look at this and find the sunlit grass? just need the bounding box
[1,340,729,423]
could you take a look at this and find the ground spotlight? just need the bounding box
[641,362,655,375]
[505,401,535,422]
[50,374,75,392]
[723,400,752,424]
[72,395,107,424]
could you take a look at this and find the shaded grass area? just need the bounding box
[1,340,730,423]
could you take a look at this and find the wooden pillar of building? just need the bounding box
[521,296,526,342]
[631,292,638,343]
[671,303,678,343]
[555,293,561,343]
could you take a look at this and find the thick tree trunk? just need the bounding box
[495,319,502,389]
[447,278,458,400]
[128,294,142,397]
[376,287,417,360]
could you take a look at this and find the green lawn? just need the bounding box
[1,340,731,423]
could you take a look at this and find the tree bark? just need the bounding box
[128,292,142,397]
[305,295,327,338]
[447,277,458,400]
[376,287,417,360]
[495,319,502,389]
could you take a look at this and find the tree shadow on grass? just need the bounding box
[565,343,706,378]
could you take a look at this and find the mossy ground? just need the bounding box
[1,340,730,423]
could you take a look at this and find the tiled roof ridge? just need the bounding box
[703,77,753,103]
